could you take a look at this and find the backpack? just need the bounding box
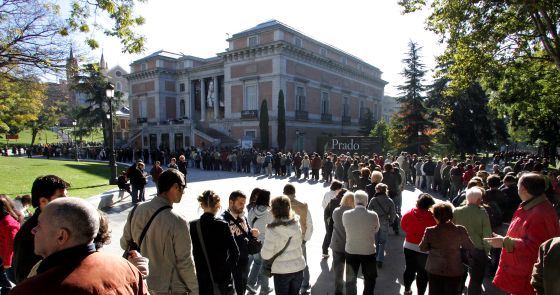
[483,202,503,230]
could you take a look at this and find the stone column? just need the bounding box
[213,76,219,119]
[200,78,206,122]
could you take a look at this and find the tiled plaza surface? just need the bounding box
[96,168,507,295]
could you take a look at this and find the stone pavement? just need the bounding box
[96,168,507,295]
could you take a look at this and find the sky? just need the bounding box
[85,0,444,97]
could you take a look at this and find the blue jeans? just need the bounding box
[375,225,389,262]
[345,253,377,295]
[301,242,311,291]
[273,270,303,295]
[248,253,270,292]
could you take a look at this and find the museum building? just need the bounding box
[126,20,387,152]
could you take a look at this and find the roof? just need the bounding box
[131,50,185,64]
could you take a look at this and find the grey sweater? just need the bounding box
[342,206,380,255]
[329,205,352,253]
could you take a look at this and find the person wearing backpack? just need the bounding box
[367,183,396,268]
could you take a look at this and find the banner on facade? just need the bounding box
[5,133,19,140]
[324,136,381,155]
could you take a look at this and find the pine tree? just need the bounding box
[394,41,433,154]
[277,90,286,150]
[259,100,269,149]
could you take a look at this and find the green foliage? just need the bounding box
[0,73,46,134]
[370,120,389,154]
[277,90,286,150]
[27,101,66,146]
[387,114,409,153]
[394,41,434,154]
[259,100,269,149]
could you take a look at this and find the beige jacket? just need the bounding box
[121,197,198,295]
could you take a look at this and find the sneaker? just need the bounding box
[246,285,257,294]
[259,287,274,294]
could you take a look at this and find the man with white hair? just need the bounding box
[453,187,492,295]
[342,190,380,295]
[10,198,148,294]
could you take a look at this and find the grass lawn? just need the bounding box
[1,129,62,146]
[0,157,127,198]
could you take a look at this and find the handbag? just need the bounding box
[195,220,236,295]
[262,237,292,277]
[232,217,262,255]
[122,205,172,258]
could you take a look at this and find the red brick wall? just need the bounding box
[231,85,243,113]
[166,97,175,119]
[165,81,175,92]
[259,81,272,107]
[230,59,273,78]
[286,82,295,112]
[147,97,155,119]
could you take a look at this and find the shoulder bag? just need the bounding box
[262,237,292,277]
[232,217,262,255]
[122,205,172,258]
[195,220,235,295]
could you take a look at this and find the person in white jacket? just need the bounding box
[247,189,274,294]
[261,195,306,295]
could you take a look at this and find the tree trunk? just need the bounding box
[31,128,38,146]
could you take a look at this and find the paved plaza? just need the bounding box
[96,167,506,295]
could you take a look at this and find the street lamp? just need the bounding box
[417,130,422,155]
[106,82,118,185]
[72,121,78,161]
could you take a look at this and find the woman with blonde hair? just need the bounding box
[261,196,306,295]
[329,191,356,295]
[189,190,239,295]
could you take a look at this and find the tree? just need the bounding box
[399,0,560,91]
[259,100,269,149]
[394,41,433,154]
[370,120,389,154]
[27,101,65,145]
[0,0,145,76]
[72,63,112,146]
[277,90,286,150]
[0,72,45,134]
[359,109,375,136]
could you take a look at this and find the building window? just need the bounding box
[139,99,148,118]
[244,84,258,110]
[294,37,303,48]
[295,86,306,111]
[359,100,365,118]
[320,48,327,56]
[180,99,186,117]
[141,63,147,71]
[179,83,185,92]
[115,70,122,77]
[245,130,256,139]
[341,56,347,65]
[248,35,258,47]
[116,81,122,91]
[357,63,363,71]
[343,97,349,116]
[321,92,330,114]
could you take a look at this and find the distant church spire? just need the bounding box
[99,48,108,70]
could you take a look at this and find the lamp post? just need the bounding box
[72,121,78,160]
[417,130,422,155]
[106,82,118,185]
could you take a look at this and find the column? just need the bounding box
[200,78,206,122]
[213,76,219,119]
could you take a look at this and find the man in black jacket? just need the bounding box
[221,191,259,295]
[12,175,70,283]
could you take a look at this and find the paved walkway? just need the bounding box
[95,168,507,295]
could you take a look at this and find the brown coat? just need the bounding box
[419,222,474,277]
[10,252,148,295]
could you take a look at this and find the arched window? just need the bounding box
[180,99,186,117]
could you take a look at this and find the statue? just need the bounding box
[206,80,215,107]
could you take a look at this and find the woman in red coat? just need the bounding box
[486,173,560,295]
[400,193,436,295]
[0,195,21,295]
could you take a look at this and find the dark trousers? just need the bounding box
[311,168,319,180]
[345,253,377,295]
[273,270,303,295]
[465,249,488,295]
[322,222,333,255]
[403,248,428,295]
[428,273,462,295]
[0,264,14,295]
[332,251,346,295]
[233,261,249,295]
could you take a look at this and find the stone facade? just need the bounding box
[127,20,387,152]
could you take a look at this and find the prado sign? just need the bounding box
[326,136,381,155]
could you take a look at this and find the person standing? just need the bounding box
[0,195,20,295]
[150,161,163,188]
[120,169,198,295]
[129,161,147,204]
[190,191,238,295]
[453,187,492,295]
[247,190,273,294]
[178,155,188,176]
[367,183,396,268]
[329,192,355,295]
[221,191,259,295]
[283,184,313,294]
[342,190,379,295]
[486,173,560,295]
[12,175,69,283]
[400,193,436,295]
[261,195,306,295]
[321,181,343,258]
[419,203,474,295]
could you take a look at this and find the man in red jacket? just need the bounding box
[486,173,560,295]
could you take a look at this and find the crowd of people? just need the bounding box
[1,148,560,295]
